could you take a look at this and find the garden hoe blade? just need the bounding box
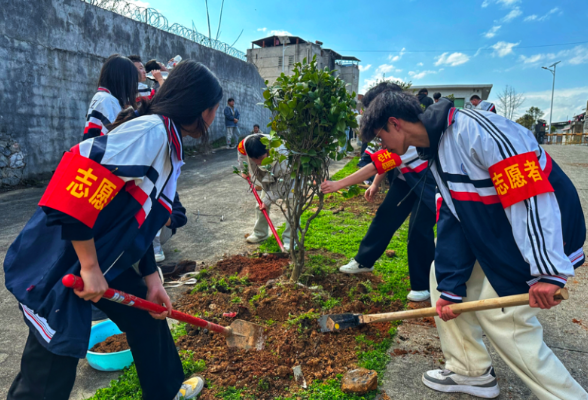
[226,319,266,351]
[319,289,569,333]
[318,313,361,333]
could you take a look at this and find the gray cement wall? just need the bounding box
[0,0,271,186]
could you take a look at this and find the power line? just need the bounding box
[339,40,588,54]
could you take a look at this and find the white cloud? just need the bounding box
[497,0,520,6]
[501,7,522,22]
[417,62,424,66]
[482,0,490,7]
[270,30,292,36]
[483,25,501,38]
[518,44,588,67]
[358,64,372,72]
[128,0,150,7]
[388,48,406,62]
[375,64,395,75]
[408,70,437,80]
[524,7,560,22]
[490,86,588,122]
[257,27,267,32]
[434,52,470,66]
[360,75,404,94]
[491,41,520,57]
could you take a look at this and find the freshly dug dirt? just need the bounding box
[90,333,130,353]
[173,253,404,399]
[215,254,290,283]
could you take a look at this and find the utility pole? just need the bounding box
[542,61,561,135]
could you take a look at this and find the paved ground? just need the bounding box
[382,145,588,399]
[1,145,586,399]
[0,147,349,399]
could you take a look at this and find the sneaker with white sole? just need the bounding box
[155,250,165,263]
[422,367,499,398]
[339,259,374,274]
[174,375,205,399]
[407,290,430,302]
[246,233,270,244]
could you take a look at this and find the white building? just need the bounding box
[410,84,493,109]
[247,35,360,98]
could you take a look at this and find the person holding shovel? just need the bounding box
[4,61,223,400]
[237,134,294,251]
[361,90,586,399]
[322,81,436,303]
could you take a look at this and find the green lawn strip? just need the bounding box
[255,157,411,399]
[88,347,205,400]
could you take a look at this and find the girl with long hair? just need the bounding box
[5,60,223,400]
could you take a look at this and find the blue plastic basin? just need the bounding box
[87,320,134,372]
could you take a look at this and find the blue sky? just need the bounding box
[134,0,587,121]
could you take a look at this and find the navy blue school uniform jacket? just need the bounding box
[4,114,185,358]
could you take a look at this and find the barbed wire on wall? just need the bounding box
[83,0,247,61]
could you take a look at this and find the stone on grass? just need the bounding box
[341,368,378,394]
[385,250,396,258]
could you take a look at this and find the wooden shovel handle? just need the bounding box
[361,289,568,324]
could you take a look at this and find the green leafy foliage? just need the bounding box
[275,376,377,400]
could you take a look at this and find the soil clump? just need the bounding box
[90,333,130,353]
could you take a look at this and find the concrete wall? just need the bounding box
[248,43,323,85]
[410,85,492,109]
[0,0,271,186]
[337,65,360,97]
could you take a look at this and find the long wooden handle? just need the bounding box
[245,176,285,252]
[361,289,568,324]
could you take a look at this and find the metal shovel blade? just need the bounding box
[226,319,266,351]
[318,313,362,333]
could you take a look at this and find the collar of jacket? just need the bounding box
[416,98,454,161]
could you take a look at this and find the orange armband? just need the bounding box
[39,152,124,228]
[488,152,553,208]
[237,139,246,155]
[371,149,402,174]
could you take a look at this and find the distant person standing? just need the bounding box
[417,88,434,109]
[128,55,154,100]
[224,98,240,148]
[470,94,496,113]
[433,92,442,103]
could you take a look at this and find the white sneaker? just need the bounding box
[155,250,165,263]
[422,367,499,398]
[339,259,374,274]
[282,243,297,252]
[407,290,430,302]
[246,233,270,244]
[174,375,205,399]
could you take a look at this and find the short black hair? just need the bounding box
[418,88,428,95]
[128,55,142,64]
[361,91,423,142]
[362,81,403,108]
[244,134,268,159]
[433,92,441,100]
[228,98,235,103]
[470,94,481,101]
[145,59,160,72]
[253,124,260,128]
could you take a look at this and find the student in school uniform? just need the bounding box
[4,61,223,400]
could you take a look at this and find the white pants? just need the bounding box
[253,191,292,247]
[226,126,240,146]
[153,226,173,254]
[430,262,587,400]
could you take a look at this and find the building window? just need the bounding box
[454,98,465,108]
[288,56,294,66]
[278,57,282,68]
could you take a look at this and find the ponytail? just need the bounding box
[108,98,152,131]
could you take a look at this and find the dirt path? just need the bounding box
[0,147,349,399]
[381,145,588,399]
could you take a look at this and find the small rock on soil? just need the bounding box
[385,250,396,258]
[341,368,378,394]
[90,333,129,353]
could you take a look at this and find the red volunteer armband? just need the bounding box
[39,152,124,228]
[371,149,402,174]
[237,139,246,156]
[488,151,553,208]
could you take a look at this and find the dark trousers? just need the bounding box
[8,268,184,400]
[354,178,435,291]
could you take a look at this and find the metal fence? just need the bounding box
[543,134,588,146]
[83,0,247,61]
